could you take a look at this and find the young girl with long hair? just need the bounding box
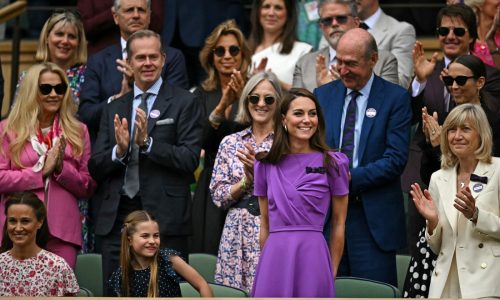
[108,210,212,297]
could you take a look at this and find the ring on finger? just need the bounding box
[431,129,436,135]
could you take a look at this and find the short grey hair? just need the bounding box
[113,0,151,11]
[318,0,358,18]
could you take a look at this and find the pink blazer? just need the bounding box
[0,121,96,247]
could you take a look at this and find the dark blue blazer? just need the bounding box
[314,75,412,251]
[78,43,189,142]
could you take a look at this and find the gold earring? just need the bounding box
[284,124,288,132]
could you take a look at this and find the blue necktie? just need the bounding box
[341,91,360,167]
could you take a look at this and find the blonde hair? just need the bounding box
[120,210,159,297]
[199,20,251,91]
[1,62,84,167]
[36,11,87,66]
[440,103,492,168]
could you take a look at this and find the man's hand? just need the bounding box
[114,114,130,158]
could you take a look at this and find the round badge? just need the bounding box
[149,109,160,119]
[473,183,483,193]
[366,108,377,118]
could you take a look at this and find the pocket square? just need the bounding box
[156,118,174,125]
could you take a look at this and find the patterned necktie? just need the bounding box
[123,92,149,198]
[341,91,360,167]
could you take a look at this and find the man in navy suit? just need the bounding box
[78,0,189,143]
[89,29,202,290]
[314,28,411,286]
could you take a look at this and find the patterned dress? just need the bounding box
[0,249,79,296]
[210,127,273,292]
[107,248,181,297]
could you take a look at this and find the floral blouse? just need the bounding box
[0,249,79,296]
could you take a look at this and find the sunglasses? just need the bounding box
[442,75,474,86]
[247,94,276,105]
[319,15,350,26]
[436,26,467,37]
[213,45,240,57]
[39,83,68,95]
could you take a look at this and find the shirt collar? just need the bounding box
[362,7,382,29]
[346,72,375,97]
[133,77,163,99]
[328,46,337,64]
[120,37,127,59]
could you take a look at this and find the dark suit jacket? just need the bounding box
[88,81,203,237]
[314,75,411,251]
[78,43,189,142]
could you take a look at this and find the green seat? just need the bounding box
[396,254,411,293]
[335,276,400,298]
[180,282,248,297]
[75,286,94,297]
[75,253,103,297]
[188,253,217,283]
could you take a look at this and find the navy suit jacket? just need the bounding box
[314,75,411,251]
[89,81,203,236]
[78,43,189,142]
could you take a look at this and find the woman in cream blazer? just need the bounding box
[411,103,500,298]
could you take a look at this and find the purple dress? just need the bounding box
[252,151,349,297]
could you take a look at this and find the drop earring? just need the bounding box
[284,124,288,132]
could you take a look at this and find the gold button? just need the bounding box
[481,263,487,269]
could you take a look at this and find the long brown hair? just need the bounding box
[259,88,335,169]
[120,210,160,297]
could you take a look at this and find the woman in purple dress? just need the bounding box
[252,88,349,297]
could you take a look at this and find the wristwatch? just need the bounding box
[469,207,479,223]
[490,47,500,55]
[140,136,151,152]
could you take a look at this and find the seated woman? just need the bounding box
[0,192,79,296]
[0,62,96,269]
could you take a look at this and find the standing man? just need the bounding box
[78,0,189,143]
[293,0,399,91]
[89,29,202,288]
[314,28,411,286]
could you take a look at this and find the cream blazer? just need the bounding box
[426,157,500,298]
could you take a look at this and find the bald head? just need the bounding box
[336,28,378,90]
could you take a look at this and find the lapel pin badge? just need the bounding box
[473,183,483,193]
[365,108,376,118]
[149,109,160,119]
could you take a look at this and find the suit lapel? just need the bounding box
[357,76,382,162]
[107,45,125,91]
[147,83,173,134]
[328,83,346,149]
[437,166,459,234]
[470,161,494,199]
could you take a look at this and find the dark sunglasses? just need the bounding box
[247,94,276,105]
[319,15,350,26]
[442,75,474,86]
[436,26,467,37]
[39,83,68,95]
[213,45,240,57]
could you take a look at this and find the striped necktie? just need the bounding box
[341,91,360,167]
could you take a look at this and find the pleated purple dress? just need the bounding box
[252,151,349,297]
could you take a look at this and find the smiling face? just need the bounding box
[248,80,278,126]
[47,21,78,67]
[319,2,359,49]
[128,35,166,91]
[446,62,483,105]
[37,71,64,120]
[447,120,480,159]
[213,34,242,76]
[438,16,472,59]
[6,204,43,249]
[482,0,500,19]
[259,0,287,35]
[128,220,160,262]
[283,96,318,147]
[113,0,150,40]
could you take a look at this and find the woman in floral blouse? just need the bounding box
[210,71,282,293]
[0,192,79,296]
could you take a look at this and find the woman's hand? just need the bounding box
[54,136,66,174]
[229,69,245,100]
[236,143,256,184]
[422,107,441,147]
[454,186,476,219]
[42,141,61,178]
[410,183,439,231]
[253,57,268,75]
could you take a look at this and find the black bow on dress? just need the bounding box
[470,174,488,184]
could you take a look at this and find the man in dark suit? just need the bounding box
[314,28,411,286]
[89,29,202,288]
[78,0,189,143]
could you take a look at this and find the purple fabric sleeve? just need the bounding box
[253,160,267,197]
[328,151,350,196]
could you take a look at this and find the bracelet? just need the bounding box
[208,110,225,126]
[490,47,500,55]
[240,177,247,191]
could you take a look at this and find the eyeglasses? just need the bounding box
[442,75,475,86]
[213,45,240,57]
[39,83,68,95]
[436,26,467,37]
[319,15,351,26]
[247,94,276,105]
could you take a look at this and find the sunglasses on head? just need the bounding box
[442,75,474,86]
[39,83,68,95]
[247,94,276,105]
[213,45,240,57]
[436,26,467,37]
[319,15,350,26]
